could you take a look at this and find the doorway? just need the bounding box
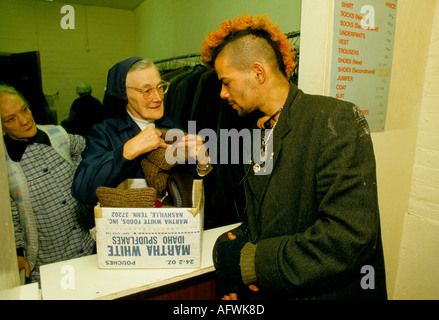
[0,51,56,125]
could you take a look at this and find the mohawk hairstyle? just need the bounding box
[201,14,295,78]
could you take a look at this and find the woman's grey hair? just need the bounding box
[128,58,155,72]
[76,82,92,96]
[0,83,29,106]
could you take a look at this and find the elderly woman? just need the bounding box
[1,83,95,285]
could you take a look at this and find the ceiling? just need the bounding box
[36,0,145,10]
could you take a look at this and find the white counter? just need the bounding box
[40,223,239,300]
[0,283,40,300]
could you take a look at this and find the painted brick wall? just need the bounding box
[0,0,136,122]
[409,18,439,222]
[393,0,439,299]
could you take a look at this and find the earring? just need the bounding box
[255,73,263,83]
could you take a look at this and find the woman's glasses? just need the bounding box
[126,80,170,100]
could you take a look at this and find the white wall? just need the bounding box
[0,0,136,122]
[393,0,439,299]
[134,0,302,61]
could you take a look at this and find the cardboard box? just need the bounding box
[94,179,204,269]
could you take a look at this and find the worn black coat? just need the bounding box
[224,83,387,299]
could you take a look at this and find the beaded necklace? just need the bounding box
[253,116,279,174]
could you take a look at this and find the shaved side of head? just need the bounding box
[214,31,288,79]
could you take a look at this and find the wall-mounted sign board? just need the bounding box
[329,0,397,132]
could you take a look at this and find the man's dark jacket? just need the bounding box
[220,83,387,300]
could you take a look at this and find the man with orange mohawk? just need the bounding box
[204,14,387,300]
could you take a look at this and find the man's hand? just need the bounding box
[219,233,260,300]
[17,256,30,279]
[123,126,169,160]
[173,134,209,163]
[172,134,212,175]
[222,285,259,300]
